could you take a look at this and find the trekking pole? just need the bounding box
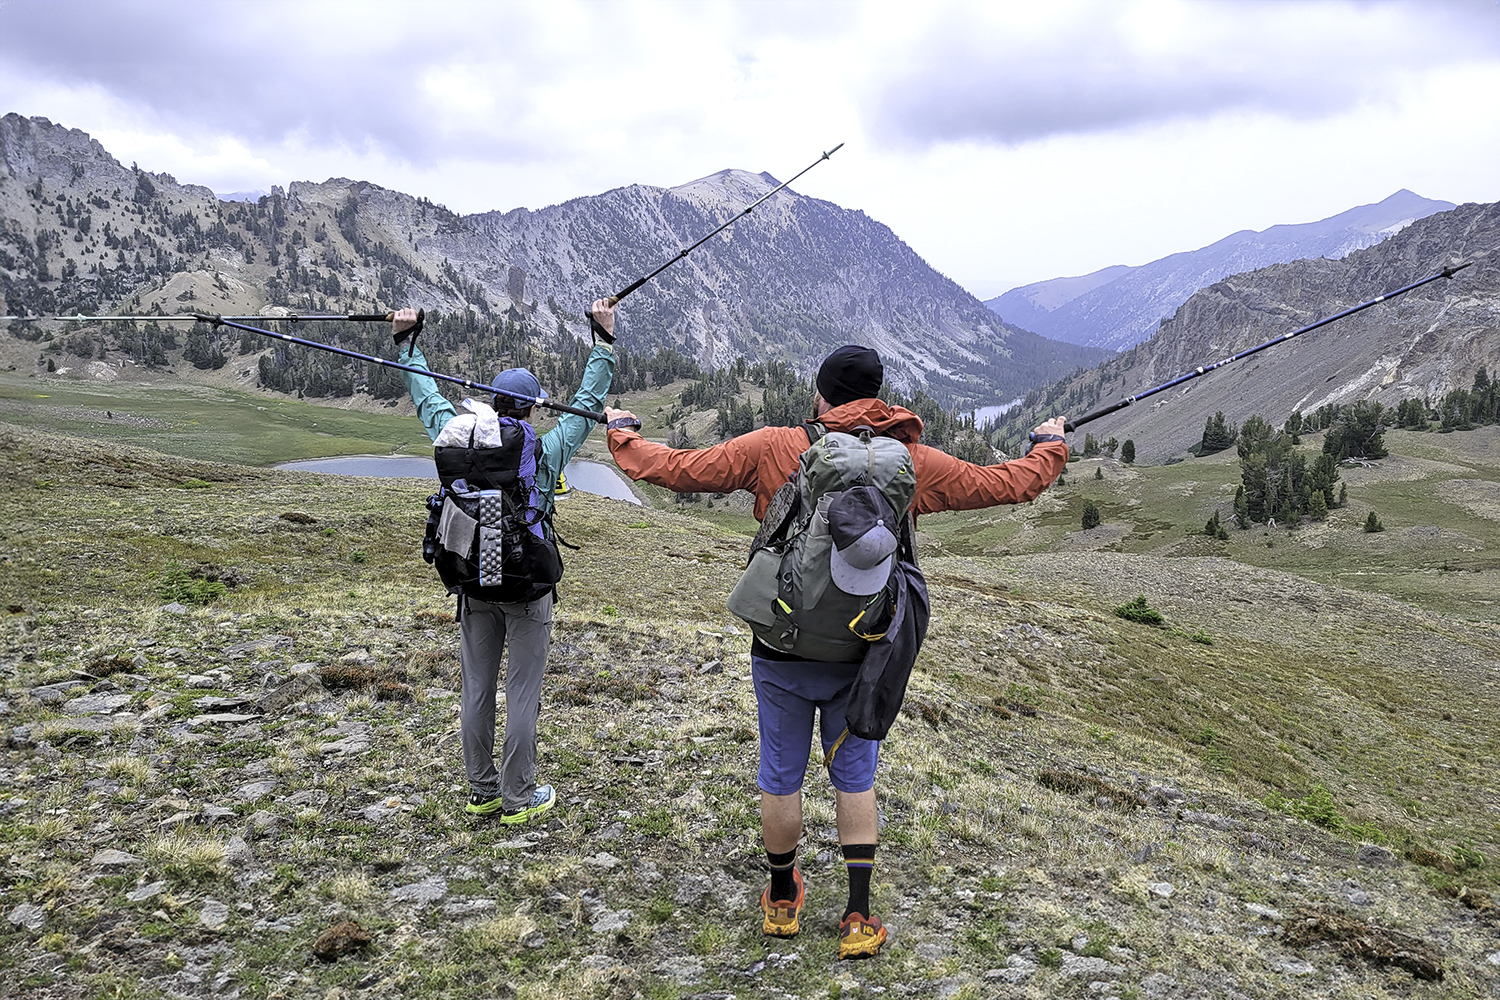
[585,142,844,337]
[1058,259,1476,434]
[192,313,606,422]
[0,311,415,323]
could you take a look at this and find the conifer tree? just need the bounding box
[1082,499,1101,530]
[1200,411,1236,454]
[1308,490,1328,520]
[1121,439,1135,464]
[1323,400,1389,460]
[1364,511,1384,533]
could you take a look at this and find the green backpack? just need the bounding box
[728,425,917,662]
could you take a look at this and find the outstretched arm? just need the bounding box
[542,299,619,473]
[913,416,1069,514]
[606,407,770,495]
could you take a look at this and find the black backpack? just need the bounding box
[421,403,562,604]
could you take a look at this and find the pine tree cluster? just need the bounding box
[1235,415,1341,526]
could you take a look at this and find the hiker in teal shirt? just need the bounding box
[396,307,617,519]
[391,300,618,823]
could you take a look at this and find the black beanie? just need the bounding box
[816,345,884,407]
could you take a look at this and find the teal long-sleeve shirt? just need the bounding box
[400,342,616,518]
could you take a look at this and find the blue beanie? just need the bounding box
[491,368,547,408]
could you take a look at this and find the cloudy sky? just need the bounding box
[3,0,1498,298]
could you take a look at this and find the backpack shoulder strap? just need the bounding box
[804,422,826,446]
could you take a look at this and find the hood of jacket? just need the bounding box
[813,398,924,445]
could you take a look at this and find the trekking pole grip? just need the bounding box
[584,297,620,343]
[1064,399,1131,433]
[542,399,607,423]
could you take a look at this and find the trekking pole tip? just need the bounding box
[824,142,845,158]
[1442,259,1475,278]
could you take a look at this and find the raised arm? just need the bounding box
[392,307,456,442]
[541,299,619,473]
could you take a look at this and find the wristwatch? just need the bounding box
[607,416,642,431]
[1026,432,1065,455]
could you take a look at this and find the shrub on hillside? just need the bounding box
[1081,499,1101,530]
[1114,595,1164,626]
[1199,411,1236,454]
[158,563,226,606]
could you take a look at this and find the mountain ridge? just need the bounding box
[987,199,1500,463]
[0,113,1107,407]
[985,189,1457,352]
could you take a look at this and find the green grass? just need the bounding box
[4,382,1500,997]
[1,371,432,466]
[915,426,1500,624]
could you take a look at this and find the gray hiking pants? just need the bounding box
[459,591,554,811]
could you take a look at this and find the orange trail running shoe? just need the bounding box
[839,912,887,960]
[760,868,805,937]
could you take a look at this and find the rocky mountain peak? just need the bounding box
[0,113,1107,406]
[992,199,1500,462]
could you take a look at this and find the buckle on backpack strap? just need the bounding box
[771,598,800,645]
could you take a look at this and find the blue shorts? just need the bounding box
[751,655,879,795]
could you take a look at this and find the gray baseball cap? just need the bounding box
[827,486,899,596]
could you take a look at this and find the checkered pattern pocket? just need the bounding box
[478,492,506,587]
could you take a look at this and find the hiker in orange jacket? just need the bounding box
[603,345,1067,959]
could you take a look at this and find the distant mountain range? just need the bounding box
[989,199,1500,463]
[985,190,1456,352]
[0,113,1107,407]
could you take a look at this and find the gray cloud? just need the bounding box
[0,0,582,167]
[863,0,1500,146]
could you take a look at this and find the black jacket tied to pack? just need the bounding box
[843,547,929,742]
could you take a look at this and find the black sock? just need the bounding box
[766,847,798,900]
[842,843,877,919]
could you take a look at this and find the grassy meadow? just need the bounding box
[0,371,433,467]
[1,372,1498,999]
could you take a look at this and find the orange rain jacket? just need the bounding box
[606,397,1068,520]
